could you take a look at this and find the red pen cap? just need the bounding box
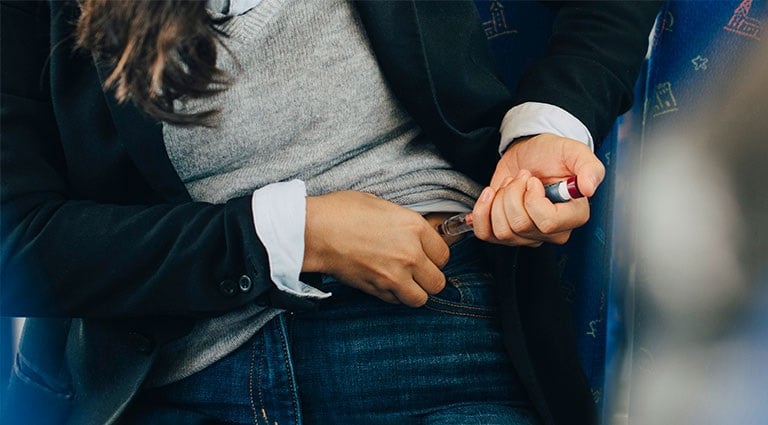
[566,176,584,199]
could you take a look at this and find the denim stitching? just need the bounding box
[258,335,268,425]
[423,304,494,319]
[278,315,301,425]
[248,337,261,425]
[447,277,469,303]
[427,296,495,312]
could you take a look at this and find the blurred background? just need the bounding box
[626,5,768,423]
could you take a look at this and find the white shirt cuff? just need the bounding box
[499,102,594,154]
[251,180,331,299]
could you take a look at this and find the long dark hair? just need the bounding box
[76,0,227,125]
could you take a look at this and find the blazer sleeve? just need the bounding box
[515,1,662,146]
[0,2,310,318]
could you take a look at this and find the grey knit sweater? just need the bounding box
[148,0,482,386]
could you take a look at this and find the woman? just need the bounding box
[0,1,661,424]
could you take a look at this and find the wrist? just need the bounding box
[302,195,328,273]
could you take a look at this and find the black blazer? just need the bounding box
[0,1,661,424]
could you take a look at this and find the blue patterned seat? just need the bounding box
[474,1,767,423]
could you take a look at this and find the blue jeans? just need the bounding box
[125,237,539,425]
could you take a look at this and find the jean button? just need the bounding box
[218,280,237,297]
[238,275,252,292]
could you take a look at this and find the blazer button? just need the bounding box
[238,275,252,292]
[218,280,237,297]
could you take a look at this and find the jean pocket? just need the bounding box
[424,271,498,319]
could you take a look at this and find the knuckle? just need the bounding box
[403,292,428,308]
[428,275,446,295]
[472,225,490,240]
[373,273,400,290]
[436,245,450,268]
[409,211,428,227]
[475,232,494,243]
[551,232,571,245]
[411,223,426,238]
[414,292,429,307]
[378,291,399,304]
[581,208,591,225]
[394,251,417,267]
[493,226,514,241]
[537,218,558,234]
[403,256,419,268]
[509,217,533,235]
[597,161,607,177]
[372,277,393,291]
[403,215,427,236]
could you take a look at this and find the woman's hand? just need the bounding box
[472,133,605,247]
[302,191,449,307]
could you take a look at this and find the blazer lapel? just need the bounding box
[354,0,509,184]
[354,1,438,133]
[410,0,513,131]
[354,1,511,134]
[94,63,191,204]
